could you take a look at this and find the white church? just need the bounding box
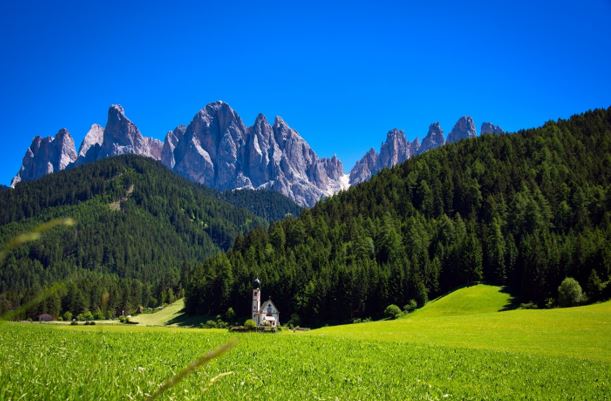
[251,278,280,329]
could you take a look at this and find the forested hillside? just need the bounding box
[0,155,285,318]
[186,108,611,325]
[220,189,301,222]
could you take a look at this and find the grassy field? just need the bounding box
[1,285,609,400]
[316,285,611,361]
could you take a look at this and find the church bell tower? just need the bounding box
[252,278,261,324]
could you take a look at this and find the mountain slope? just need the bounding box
[185,107,611,324]
[219,189,301,222]
[0,155,271,318]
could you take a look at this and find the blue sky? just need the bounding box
[1,0,610,185]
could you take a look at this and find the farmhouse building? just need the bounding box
[251,278,280,328]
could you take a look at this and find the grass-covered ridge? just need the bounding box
[1,288,609,400]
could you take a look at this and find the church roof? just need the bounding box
[261,299,279,311]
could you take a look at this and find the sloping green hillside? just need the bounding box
[413,284,511,318]
[315,285,611,362]
[131,299,186,326]
[186,108,611,324]
[0,156,271,318]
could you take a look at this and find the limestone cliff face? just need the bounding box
[349,148,377,185]
[418,122,445,154]
[78,123,104,159]
[170,102,346,206]
[350,116,504,184]
[349,128,415,185]
[447,116,477,144]
[161,125,186,169]
[94,105,161,161]
[11,101,504,206]
[11,128,77,187]
[12,102,346,206]
[481,122,504,135]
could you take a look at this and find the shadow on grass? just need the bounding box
[499,286,521,311]
[165,309,212,327]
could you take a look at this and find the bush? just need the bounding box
[384,304,402,320]
[204,320,218,329]
[93,308,105,320]
[558,277,584,307]
[244,319,257,330]
[225,307,236,322]
[403,299,418,313]
[586,270,603,300]
[63,311,73,321]
[287,313,301,327]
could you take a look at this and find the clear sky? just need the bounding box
[1,0,610,185]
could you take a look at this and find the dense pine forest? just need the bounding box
[186,108,611,325]
[219,189,301,222]
[0,156,298,319]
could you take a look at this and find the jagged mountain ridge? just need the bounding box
[11,101,503,205]
[349,116,504,184]
[167,102,348,206]
[11,102,347,207]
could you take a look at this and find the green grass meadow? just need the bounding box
[1,285,610,400]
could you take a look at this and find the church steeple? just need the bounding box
[252,278,261,323]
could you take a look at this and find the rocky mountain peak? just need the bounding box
[377,128,411,168]
[78,123,104,158]
[418,122,445,154]
[481,122,504,135]
[92,104,162,162]
[349,128,414,185]
[273,115,286,126]
[254,113,268,124]
[103,104,143,147]
[447,116,477,144]
[11,128,77,187]
[349,148,378,185]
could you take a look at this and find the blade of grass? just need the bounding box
[146,339,237,401]
[0,217,75,262]
[0,280,69,321]
[0,217,76,320]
